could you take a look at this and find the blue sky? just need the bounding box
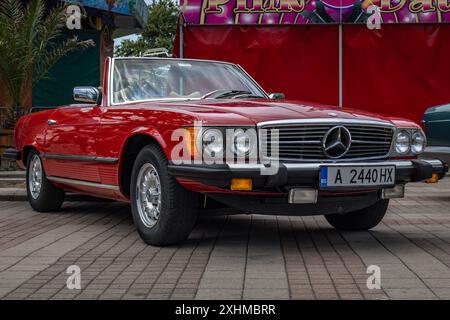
[115,34,140,48]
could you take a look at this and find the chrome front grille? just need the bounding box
[259,122,394,162]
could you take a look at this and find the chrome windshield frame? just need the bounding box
[108,57,269,106]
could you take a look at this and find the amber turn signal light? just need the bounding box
[230,178,252,191]
[184,127,198,158]
[425,173,439,184]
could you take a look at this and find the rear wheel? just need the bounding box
[26,150,65,212]
[130,144,198,246]
[325,199,389,231]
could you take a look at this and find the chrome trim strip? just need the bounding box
[420,159,446,167]
[43,154,94,161]
[42,153,118,163]
[283,161,413,169]
[113,56,241,66]
[108,56,114,107]
[47,176,120,190]
[110,98,206,107]
[228,164,265,170]
[257,118,395,128]
[96,157,119,163]
[424,146,450,155]
[109,57,268,106]
[228,159,444,170]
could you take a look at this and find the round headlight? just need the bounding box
[411,130,426,154]
[395,130,411,154]
[202,129,223,156]
[231,129,252,156]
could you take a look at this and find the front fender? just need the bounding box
[129,126,167,150]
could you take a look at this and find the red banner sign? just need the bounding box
[181,0,450,24]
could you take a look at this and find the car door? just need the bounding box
[43,104,102,182]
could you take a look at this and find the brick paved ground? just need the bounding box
[0,179,450,300]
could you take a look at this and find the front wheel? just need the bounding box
[325,199,389,231]
[130,144,198,246]
[26,150,65,212]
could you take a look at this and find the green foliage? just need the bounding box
[0,0,94,128]
[115,0,178,57]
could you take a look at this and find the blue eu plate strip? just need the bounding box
[320,167,328,187]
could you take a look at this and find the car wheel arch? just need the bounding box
[119,133,167,198]
[22,145,38,167]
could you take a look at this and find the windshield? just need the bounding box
[112,58,267,104]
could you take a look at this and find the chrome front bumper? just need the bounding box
[168,159,448,189]
[422,146,450,165]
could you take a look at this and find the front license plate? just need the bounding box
[319,166,396,188]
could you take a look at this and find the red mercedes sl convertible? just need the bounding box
[5,57,448,245]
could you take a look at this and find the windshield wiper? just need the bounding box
[230,93,264,99]
[201,89,256,99]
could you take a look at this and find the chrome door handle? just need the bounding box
[47,119,57,125]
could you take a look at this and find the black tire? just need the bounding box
[325,199,389,231]
[26,150,65,212]
[130,144,198,246]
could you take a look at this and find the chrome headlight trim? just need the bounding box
[391,128,426,156]
[395,130,411,154]
[200,128,224,158]
[195,126,257,159]
[411,130,426,154]
[229,128,254,157]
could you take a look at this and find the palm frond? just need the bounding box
[0,0,95,127]
[21,0,45,49]
[38,3,66,44]
[0,0,24,29]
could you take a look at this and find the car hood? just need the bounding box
[150,98,396,126]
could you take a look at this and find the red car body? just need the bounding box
[6,57,448,245]
[12,92,424,199]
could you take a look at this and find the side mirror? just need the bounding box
[73,86,102,105]
[268,93,285,100]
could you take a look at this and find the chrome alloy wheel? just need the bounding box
[29,154,43,200]
[136,163,162,228]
